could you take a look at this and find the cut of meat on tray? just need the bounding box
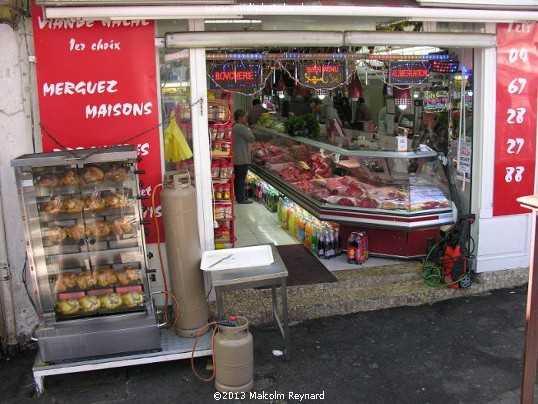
[409,185,450,211]
[323,196,360,206]
[329,185,365,198]
[313,176,368,198]
[324,176,346,191]
[323,195,380,208]
[368,187,409,210]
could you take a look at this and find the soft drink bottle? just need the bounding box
[281,202,289,230]
[334,227,341,256]
[304,220,312,250]
[288,206,295,236]
[347,232,359,264]
[317,228,325,258]
[298,217,306,244]
[311,226,318,255]
[327,227,335,258]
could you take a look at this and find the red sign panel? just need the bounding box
[493,23,538,216]
[32,5,162,242]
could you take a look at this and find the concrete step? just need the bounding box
[209,264,529,326]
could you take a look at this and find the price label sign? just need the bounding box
[493,23,538,216]
[423,89,450,111]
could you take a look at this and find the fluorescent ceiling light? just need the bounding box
[162,81,189,88]
[165,31,495,49]
[37,0,235,4]
[416,0,538,10]
[373,46,443,56]
[345,31,496,48]
[166,31,344,48]
[44,6,242,20]
[205,19,261,24]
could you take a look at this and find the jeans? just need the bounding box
[234,164,249,202]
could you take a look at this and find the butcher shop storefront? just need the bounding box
[32,0,538,273]
[0,0,536,358]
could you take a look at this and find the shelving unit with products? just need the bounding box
[209,94,235,249]
[11,145,161,362]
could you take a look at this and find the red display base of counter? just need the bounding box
[340,225,440,259]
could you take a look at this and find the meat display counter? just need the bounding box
[11,145,161,362]
[251,126,455,257]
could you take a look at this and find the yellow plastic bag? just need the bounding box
[164,111,193,162]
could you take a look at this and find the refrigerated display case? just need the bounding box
[251,126,455,257]
[11,145,161,362]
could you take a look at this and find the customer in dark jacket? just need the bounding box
[247,99,267,127]
[232,109,256,204]
[412,111,449,154]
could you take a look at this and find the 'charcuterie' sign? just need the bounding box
[31,5,163,243]
[209,62,261,90]
[299,61,344,88]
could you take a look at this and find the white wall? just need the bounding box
[0,21,39,345]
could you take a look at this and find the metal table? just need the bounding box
[32,328,212,396]
[210,244,290,358]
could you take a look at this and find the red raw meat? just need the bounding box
[325,177,346,191]
[267,145,281,156]
[345,183,365,197]
[335,197,355,206]
[265,155,293,164]
[355,197,379,208]
[330,185,350,196]
[253,149,267,162]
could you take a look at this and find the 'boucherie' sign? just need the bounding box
[209,62,261,90]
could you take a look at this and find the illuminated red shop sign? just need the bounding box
[299,61,343,88]
[209,63,260,90]
[389,61,429,85]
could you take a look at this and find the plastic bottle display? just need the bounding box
[246,174,344,259]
